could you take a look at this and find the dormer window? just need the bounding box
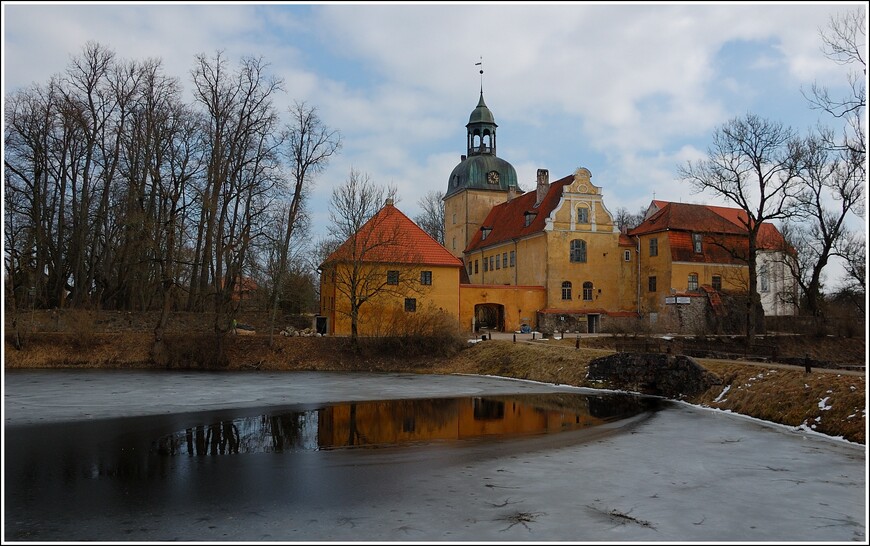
[481,226,492,240]
[524,211,537,227]
[692,233,703,253]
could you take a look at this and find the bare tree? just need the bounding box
[414,190,445,244]
[613,206,646,233]
[187,50,285,342]
[267,101,341,345]
[322,169,422,343]
[678,113,803,343]
[803,9,866,163]
[779,131,865,316]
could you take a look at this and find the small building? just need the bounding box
[319,200,463,336]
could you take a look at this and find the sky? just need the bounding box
[2,1,867,287]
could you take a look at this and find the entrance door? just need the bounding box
[588,314,600,333]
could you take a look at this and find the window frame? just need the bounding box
[387,270,399,285]
[561,281,572,300]
[420,270,432,286]
[687,273,699,292]
[648,276,657,292]
[570,239,587,263]
[404,298,417,312]
[649,237,658,257]
[582,281,594,301]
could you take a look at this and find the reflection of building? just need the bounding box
[316,396,608,449]
[320,88,797,335]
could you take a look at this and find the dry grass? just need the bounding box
[4,332,865,444]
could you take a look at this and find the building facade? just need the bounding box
[321,90,797,336]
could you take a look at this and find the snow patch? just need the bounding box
[713,385,731,403]
[818,397,832,411]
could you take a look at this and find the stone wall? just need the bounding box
[587,352,720,398]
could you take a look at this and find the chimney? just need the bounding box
[385,198,394,207]
[535,169,549,207]
[507,184,516,202]
[461,154,467,161]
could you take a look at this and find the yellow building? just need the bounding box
[319,201,463,336]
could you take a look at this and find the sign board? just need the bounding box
[676,296,691,304]
[664,296,676,304]
[665,296,691,305]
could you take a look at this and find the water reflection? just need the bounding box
[153,393,660,456]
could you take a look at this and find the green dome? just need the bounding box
[445,154,517,198]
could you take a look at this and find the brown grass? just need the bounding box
[4,332,865,444]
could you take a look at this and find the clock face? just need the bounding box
[487,171,500,185]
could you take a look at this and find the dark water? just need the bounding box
[5,392,662,540]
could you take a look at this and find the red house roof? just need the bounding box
[465,174,574,253]
[324,202,463,268]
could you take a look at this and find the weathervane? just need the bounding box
[475,56,483,92]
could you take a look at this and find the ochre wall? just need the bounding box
[458,284,547,332]
[444,188,509,258]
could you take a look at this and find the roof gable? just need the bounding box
[324,204,463,267]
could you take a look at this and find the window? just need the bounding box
[474,260,479,274]
[577,207,589,223]
[404,298,417,312]
[649,238,658,257]
[481,227,491,240]
[524,211,536,227]
[712,275,722,291]
[570,239,587,263]
[648,276,657,292]
[387,270,399,285]
[561,281,572,300]
[420,271,432,285]
[624,250,631,262]
[688,273,699,291]
[692,233,703,253]
[483,257,488,272]
[759,264,769,292]
[489,256,494,271]
[583,281,594,301]
[452,213,456,224]
[503,252,508,268]
[510,250,515,267]
[495,254,501,269]
[452,237,456,249]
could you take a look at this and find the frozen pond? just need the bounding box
[3,370,867,542]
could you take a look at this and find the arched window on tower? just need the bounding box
[482,130,492,153]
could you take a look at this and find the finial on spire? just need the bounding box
[475,56,483,93]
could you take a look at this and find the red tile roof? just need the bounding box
[324,203,463,267]
[629,201,786,251]
[465,174,574,252]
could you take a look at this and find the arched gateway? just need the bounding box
[474,303,504,332]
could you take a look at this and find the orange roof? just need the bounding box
[323,203,463,268]
[465,174,574,252]
[630,201,786,251]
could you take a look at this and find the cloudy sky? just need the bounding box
[2,2,865,283]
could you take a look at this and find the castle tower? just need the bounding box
[443,90,518,259]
